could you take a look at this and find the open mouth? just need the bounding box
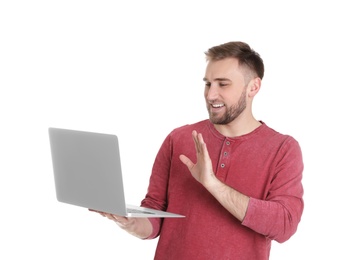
[211,103,225,108]
[209,103,225,114]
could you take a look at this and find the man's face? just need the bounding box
[203,58,248,125]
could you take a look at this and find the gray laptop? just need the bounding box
[48,127,184,218]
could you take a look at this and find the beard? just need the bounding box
[208,88,247,125]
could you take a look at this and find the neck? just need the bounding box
[213,116,261,137]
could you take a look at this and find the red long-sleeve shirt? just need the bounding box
[141,120,304,260]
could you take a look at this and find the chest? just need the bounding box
[208,139,277,198]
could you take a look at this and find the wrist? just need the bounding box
[204,172,221,191]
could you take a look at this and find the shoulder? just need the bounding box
[254,123,302,160]
[261,122,300,144]
[261,123,303,159]
[169,119,210,138]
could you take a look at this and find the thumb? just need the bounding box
[179,154,195,171]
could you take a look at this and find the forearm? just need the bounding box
[204,174,250,222]
[242,196,303,242]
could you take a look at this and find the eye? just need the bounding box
[205,82,211,88]
[219,82,228,87]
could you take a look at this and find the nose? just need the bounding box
[205,85,219,101]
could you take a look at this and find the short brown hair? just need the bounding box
[205,41,264,79]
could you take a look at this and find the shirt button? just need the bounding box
[224,152,228,156]
[226,141,230,145]
[221,163,225,168]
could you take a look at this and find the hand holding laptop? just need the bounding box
[89,208,129,224]
[89,209,154,239]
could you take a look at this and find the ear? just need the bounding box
[248,77,261,98]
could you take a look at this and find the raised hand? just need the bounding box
[179,130,215,188]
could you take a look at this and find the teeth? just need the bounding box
[212,104,224,108]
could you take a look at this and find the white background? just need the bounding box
[1,1,353,259]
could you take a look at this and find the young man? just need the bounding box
[93,41,304,259]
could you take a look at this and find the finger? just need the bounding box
[198,134,210,158]
[112,215,130,227]
[112,214,128,222]
[104,213,115,220]
[192,130,200,153]
[89,209,108,217]
[179,154,195,171]
[195,133,211,164]
[193,131,206,155]
[196,132,206,156]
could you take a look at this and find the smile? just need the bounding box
[211,103,225,108]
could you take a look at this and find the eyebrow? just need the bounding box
[203,77,231,82]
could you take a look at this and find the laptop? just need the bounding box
[48,127,184,218]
